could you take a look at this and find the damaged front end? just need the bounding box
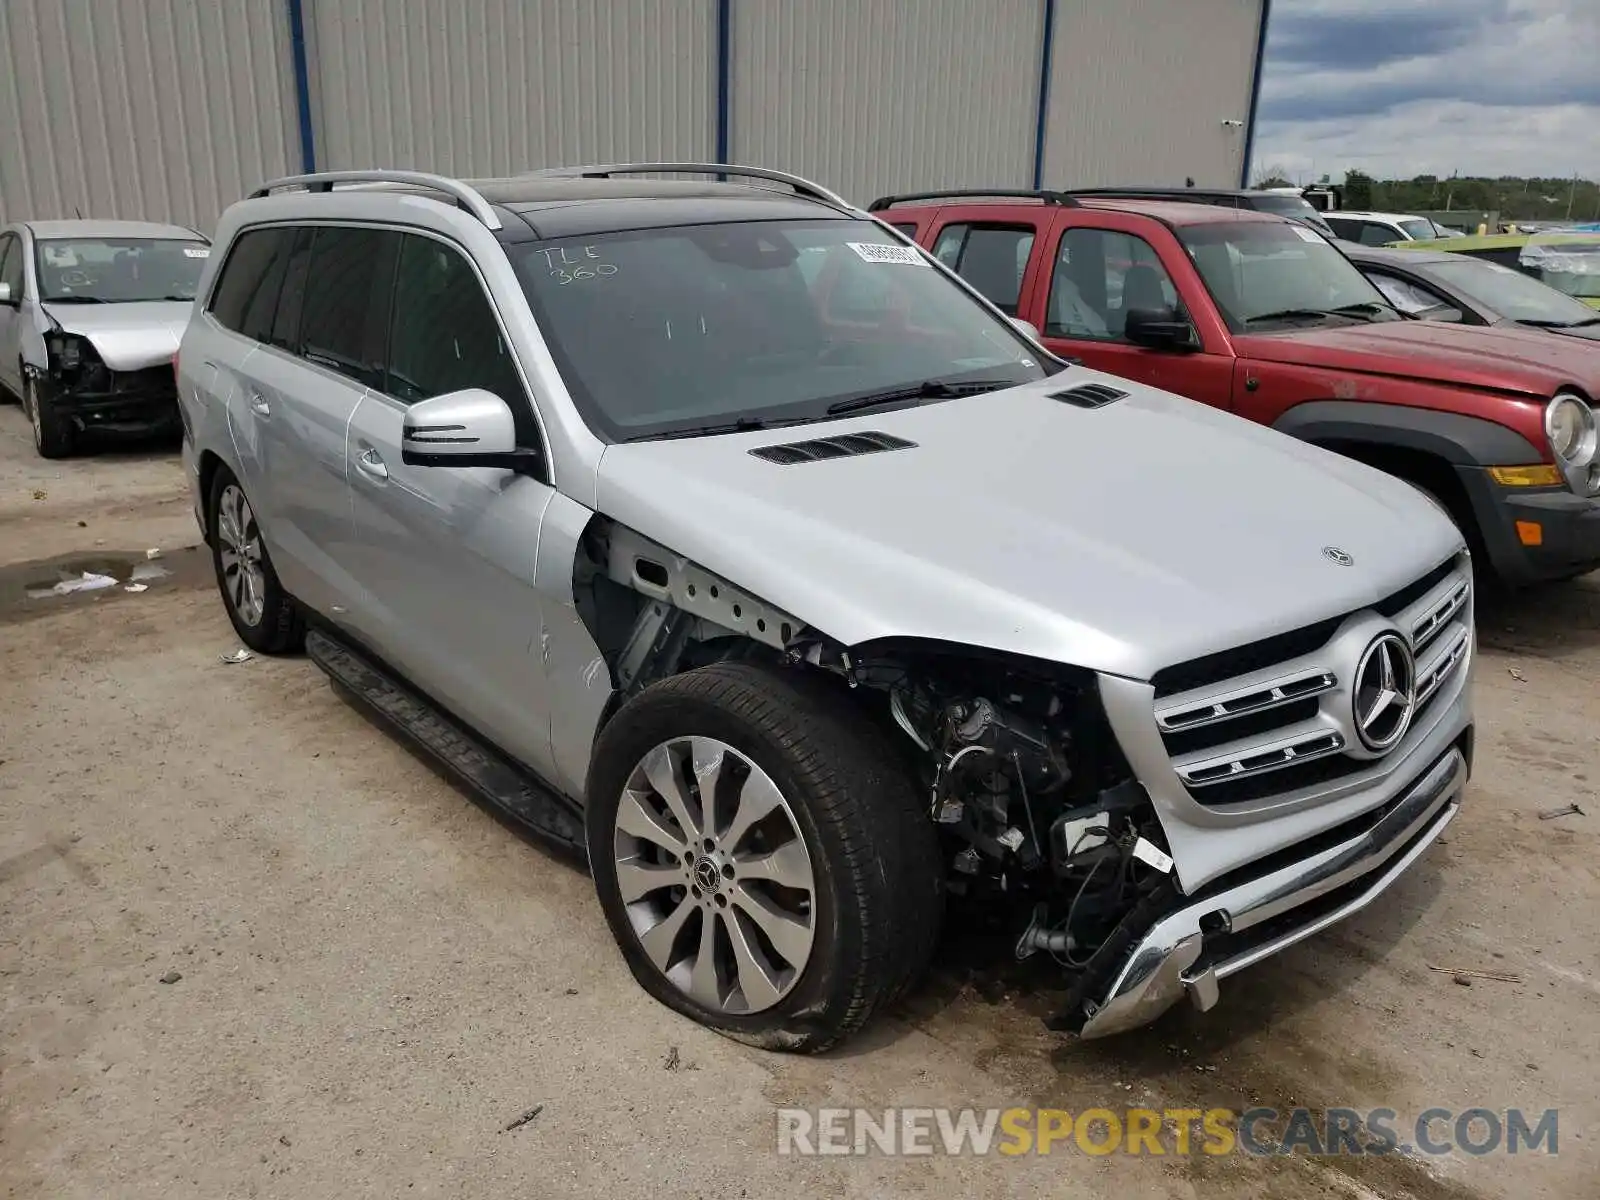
[38,329,180,436]
[791,635,1188,1034]
[574,518,1470,1040]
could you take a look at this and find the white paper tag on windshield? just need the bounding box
[848,241,925,265]
[1290,225,1325,243]
[1132,837,1174,874]
[184,247,210,258]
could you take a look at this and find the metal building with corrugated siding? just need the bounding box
[0,0,1270,229]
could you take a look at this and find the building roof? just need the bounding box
[25,218,204,241]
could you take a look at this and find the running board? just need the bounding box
[305,628,587,856]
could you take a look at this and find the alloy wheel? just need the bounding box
[612,736,817,1015]
[216,483,266,627]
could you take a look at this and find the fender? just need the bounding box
[1272,400,1545,466]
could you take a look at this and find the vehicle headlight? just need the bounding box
[1545,391,1599,493]
[46,333,90,371]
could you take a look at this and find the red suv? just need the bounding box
[870,189,1600,586]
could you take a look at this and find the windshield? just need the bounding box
[1428,258,1598,325]
[508,219,1051,440]
[35,237,210,303]
[1178,220,1397,330]
[1399,219,1437,241]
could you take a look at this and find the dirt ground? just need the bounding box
[1,407,1596,1200]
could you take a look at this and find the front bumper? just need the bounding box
[1459,467,1600,583]
[1078,740,1467,1038]
[40,367,179,434]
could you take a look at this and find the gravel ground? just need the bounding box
[1,405,1596,1200]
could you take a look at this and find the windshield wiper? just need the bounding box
[1243,305,1379,327]
[1519,316,1600,329]
[627,415,809,442]
[45,295,109,304]
[1329,302,1390,321]
[825,378,1017,416]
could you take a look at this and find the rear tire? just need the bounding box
[586,661,943,1053]
[24,376,75,459]
[207,465,304,654]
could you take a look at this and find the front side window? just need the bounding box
[1364,269,1454,317]
[35,237,209,303]
[930,224,1035,315]
[1179,220,1398,330]
[1357,222,1399,246]
[385,234,527,408]
[506,219,1049,441]
[209,228,292,338]
[1046,228,1179,341]
[298,227,396,387]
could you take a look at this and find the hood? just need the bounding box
[1527,319,1600,343]
[593,373,1462,681]
[1234,318,1600,397]
[41,300,193,371]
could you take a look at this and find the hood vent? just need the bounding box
[749,430,916,465]
[1051,382,1128,409]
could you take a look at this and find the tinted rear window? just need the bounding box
[209,228,292,338]
[298,227,397,386]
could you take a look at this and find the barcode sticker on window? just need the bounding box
[184,247,210,258]
[847,242,925,265]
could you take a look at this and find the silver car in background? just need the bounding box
[177,164,1474,1053]
[0,219,210,458]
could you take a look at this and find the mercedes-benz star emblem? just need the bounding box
[1353,633,1416,753]
[1323,546,1354,566]
[693,857,721,893]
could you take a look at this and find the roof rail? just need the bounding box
[247,170,503,231]
[531,162,852,211]
[866,189,1081,212]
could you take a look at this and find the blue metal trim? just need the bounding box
[1031,0,1056,190]
[1240,0,1271,187]
[714,0,732,165]
[287,0,317,173]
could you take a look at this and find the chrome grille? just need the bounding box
[1152,553,1473,807]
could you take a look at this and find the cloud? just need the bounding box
[1252,0,1600,180]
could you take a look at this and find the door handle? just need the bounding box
[247,391,271,417]
[355,447,389,481]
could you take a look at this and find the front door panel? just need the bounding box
[343,394,558,776]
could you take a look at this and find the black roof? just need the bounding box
[472,177,851,240]
[1336,241,1464,267]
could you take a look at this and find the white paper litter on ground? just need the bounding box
[220,649,254,664]
[28,571,120,599]
[124,583,149,593]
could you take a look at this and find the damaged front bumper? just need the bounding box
[38,365,180,435]
[1073,740,1467,1038]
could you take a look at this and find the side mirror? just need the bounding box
[1124,307,1195,350]
[400,388,539,471]
[0,282,14,305]
[1008,315,1041,340]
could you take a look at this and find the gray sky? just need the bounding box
[1252,0,1599,182]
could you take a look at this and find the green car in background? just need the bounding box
[1398,231,1600,309]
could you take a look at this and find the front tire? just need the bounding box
[24,376,75,459]
[586,661,943,1053]
[207,465,303,654]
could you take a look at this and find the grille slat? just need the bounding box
[1152,553,1473,808]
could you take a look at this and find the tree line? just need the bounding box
[1252,168,1600,223]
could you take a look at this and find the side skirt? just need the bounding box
[305,627,588,859]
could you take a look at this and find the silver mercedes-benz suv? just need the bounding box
[177,164,1474,1052]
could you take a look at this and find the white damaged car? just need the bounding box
[177,164,1476,1051]
[0,219,209,457]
